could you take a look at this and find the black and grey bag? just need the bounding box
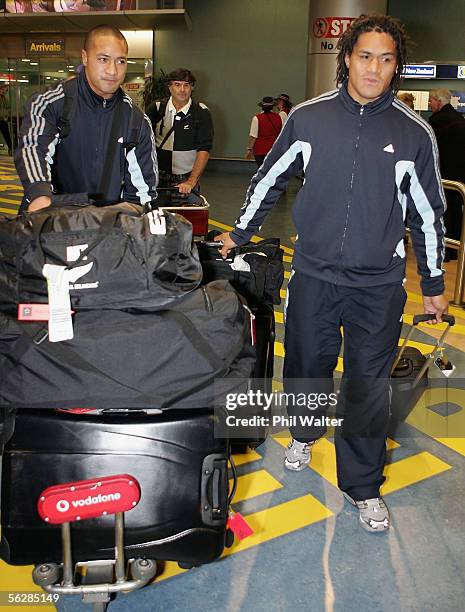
[0,200,202,312]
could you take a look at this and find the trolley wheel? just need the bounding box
[32,563,60,586]
[131,558,157,582]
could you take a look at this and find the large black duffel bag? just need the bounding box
[0,281,255,411]
[1,408,232,567]
[0,199,202,312]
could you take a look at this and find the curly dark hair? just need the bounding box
[335,14,409,93]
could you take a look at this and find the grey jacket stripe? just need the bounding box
[409,166,443,277]
[237,140,304,230]
[392,100,445,277]
[29,86,64,181]
[23,86,64,183]
[125,115,158,204]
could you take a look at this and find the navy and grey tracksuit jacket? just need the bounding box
[231,81,446,297]
[15,71,158,206]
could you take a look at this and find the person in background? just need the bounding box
[429,88,465,261]
[15,24,157,212]
[0,85,13,156]
[397,91,415,110]
[217,14,447,533]
[246,96,282,167]
[275,93,293,123]
[146,68,213,195]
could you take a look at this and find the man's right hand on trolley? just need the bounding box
[214,232,237,258]
[28,196,52,212]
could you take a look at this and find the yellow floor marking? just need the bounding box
[406,387,465,440]
[387,438,400,450]
[0,175,17,181]
[0,207,16,215]
[435,438,465,456]
[230,469,283,504]
[155,493,333,583]
[280,289,286,300]
[275,341,284,357]
[284,270,291,279]
[0,185,22,192]
[382,452,451,494]
[224,493,332,555]
[275,310,284,324]
[283,255,292,263]
[273,434,450,494]
[0,197,20,205]
[231,449,262,466]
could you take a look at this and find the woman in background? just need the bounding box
[246,96,282,167]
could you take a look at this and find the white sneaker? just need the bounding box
[343,493,390,532]
[284,439,315,471]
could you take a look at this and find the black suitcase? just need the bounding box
[389,313,455,429]
[0,409,231,568]
[232,302,275,450]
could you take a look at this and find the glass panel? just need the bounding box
[0,58,13,155]
[123,58,146,109]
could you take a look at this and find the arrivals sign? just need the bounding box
[26,38,65,56]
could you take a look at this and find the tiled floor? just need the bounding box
[1,158,465,612]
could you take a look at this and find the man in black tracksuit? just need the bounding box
[217,15,448,532]
[15,25,158,213]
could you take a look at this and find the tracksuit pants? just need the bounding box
[284,271,406,501]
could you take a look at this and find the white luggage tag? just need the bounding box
[230,254,251,272]
[42,264,74,342]
[147,210,167,235]
[434,349,455,377]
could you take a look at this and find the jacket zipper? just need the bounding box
[338,105,364,274]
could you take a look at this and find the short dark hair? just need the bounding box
[84,25,128,52]
[167,68,196,86]
[335,14,409,93]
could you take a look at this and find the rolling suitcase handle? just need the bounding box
[391,313,455,388]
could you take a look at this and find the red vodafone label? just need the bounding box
[313,17,355,38]
[37,474,140,524]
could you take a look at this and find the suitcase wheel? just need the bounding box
[131,558,157,582]
[32,563,60,587]
[225,528,235,548]
[178,561,198,570]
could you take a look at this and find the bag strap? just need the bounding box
[57,82,75,140]
[97,97,125,200]
[1,299,246,409]
[124,105,144,152]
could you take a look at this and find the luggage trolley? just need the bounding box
[156,187,210,238]
[33,474,157,612]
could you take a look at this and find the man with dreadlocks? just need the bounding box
[216,14,447,532]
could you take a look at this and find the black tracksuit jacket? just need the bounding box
[231,82,446,296]
[15,71,158,206]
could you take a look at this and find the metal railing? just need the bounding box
[442,180,465,306]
